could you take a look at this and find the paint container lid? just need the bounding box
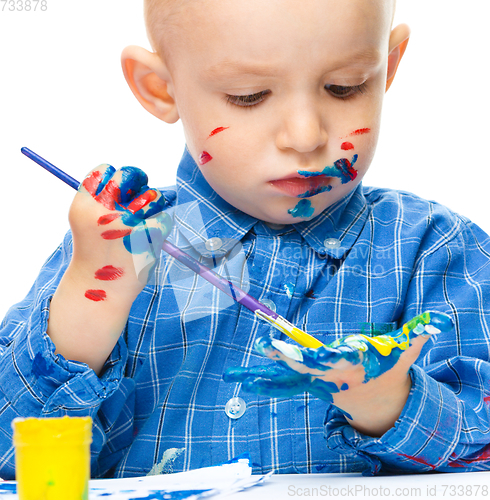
[12,416,92,446]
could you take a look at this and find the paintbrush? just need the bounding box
[21,147,323,348]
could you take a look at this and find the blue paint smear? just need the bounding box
[128,490,212,500]
[288,199,314,218]
[95,165,116,196]
[297,185,332,198]
[122,214,172,255]
[224,311,453,403]
[298,154,359,185]
[32,352,54,378]
[118,166,149,204]
[0,484,17,492]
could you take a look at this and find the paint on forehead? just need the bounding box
[288,199,314,218]
[85,289,107,302]
[349,128,370,136]
[298,155,358,185]
[199,151,213,165]
[208,126,229,138]
[94,265,124,281]
[341,142,355,151]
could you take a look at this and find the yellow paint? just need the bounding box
[13,416,92,500]
[255,310,324,348]
[357,312,432,356]
[357,331,409,356]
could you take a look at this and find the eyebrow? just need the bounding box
[202,60,273,81]
[202,48,382,81]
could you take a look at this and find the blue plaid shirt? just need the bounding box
[1,149,490,479]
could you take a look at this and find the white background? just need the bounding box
[0,0,489,317]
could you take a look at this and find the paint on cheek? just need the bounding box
[298,155,358,185]
[349,128,370,136]
[94,265,124,281]
[84,289,107,302]
[199,151,213,165]
[101,229,133,240]
[288,199,315,218]
[97,213,121,226]
[208,126,229,138]
[341,142,354,151]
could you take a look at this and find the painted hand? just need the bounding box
[224,311,453,404]
[69,165,172,299]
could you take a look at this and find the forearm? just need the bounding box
[48,262,141,374]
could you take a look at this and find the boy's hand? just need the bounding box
[48,164,172,373]
[69,164,172,294]
[224,312,453,436]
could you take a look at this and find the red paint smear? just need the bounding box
[484,395,490,404]
[398,453,435,469]
[341,142,354,151]
[199,151,213,165]
[208,127,229,138]
[127,189,158,214]
[84,289,107,302]
[448,444,490,465]
[94,265,124,281]
[98,213,121,226]
[448,461,465,468]
[101,229,132,240]
[349,128,371,136]
[82,171,103,196]
[95,179,121,211]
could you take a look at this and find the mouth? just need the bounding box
[269,175,333,198]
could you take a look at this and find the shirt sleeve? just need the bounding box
[325,217,490,475]
[0,231,128,480]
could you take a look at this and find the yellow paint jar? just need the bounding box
[12,416,92,500]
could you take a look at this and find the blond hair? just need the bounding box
[144,0,187,59]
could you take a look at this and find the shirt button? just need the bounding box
[225,397,247,419]
[265,222,286,230]
[261,299,276,312]
[324,237,341,249]
[205,237,223,251]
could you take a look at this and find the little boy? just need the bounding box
[1,0,490,479]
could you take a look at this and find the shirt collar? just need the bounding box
[170,148,369,259]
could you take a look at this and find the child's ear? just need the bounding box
[121,45,179,124]
[386,24,410,92]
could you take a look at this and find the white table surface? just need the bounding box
[225,471,490,499]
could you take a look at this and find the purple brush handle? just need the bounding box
[22,147,279,320]
[161,241,279,319]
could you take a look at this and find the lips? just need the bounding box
[269,175,333,198]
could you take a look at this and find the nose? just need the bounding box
[275,100,328,153]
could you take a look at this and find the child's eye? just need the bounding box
[226,90,271,107]
[325,83,367,100]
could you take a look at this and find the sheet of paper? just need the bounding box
[0,456,272,500]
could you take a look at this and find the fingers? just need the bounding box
[125,188,167,220]
[95,166,148,211]
[223,365,312,397]
[79,165,164,218]
[78,164,116,199]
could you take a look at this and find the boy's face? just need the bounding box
[161,0,394,224]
